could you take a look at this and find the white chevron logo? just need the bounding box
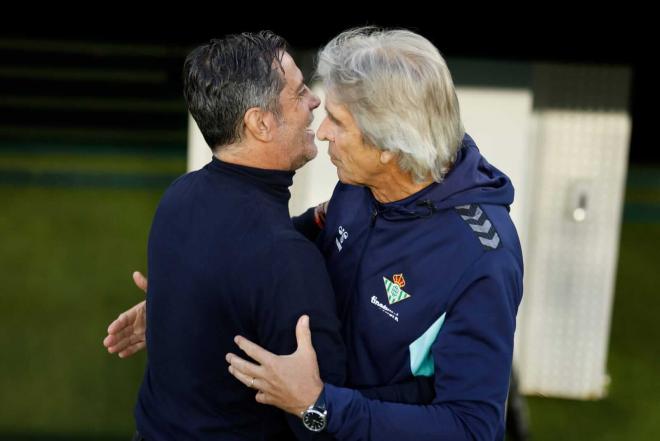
[479,234,500,249]
[455,204,501,250]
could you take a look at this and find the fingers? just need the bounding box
[133,271,148,293]
[226,352,265,379]
[107,322,137,343]
[107,313,129,334]
[295,315,312,350]
[107,331,144,354]
[107,301,145,334]
[255,390,269,404]
[118,341,146,358]
[104,334,144,356]
[227,364,264,391]
[103,272,147,358]
[233,336,273,365]
[103,333,119,348]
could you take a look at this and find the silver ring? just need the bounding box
[250,377,255,388]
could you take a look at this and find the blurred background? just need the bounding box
[1,16,657,441]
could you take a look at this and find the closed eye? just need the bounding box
[325,109,342,127]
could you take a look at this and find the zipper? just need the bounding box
[341,203,379,381]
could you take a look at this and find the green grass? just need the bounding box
[0,155,658,439]
[0,152,185,438]
[0,186,160,436]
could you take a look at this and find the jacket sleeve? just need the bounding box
[322,250,523,441]
[357,376,435,404]
[292,206,323,242]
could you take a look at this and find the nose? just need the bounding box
[317,117,331,142]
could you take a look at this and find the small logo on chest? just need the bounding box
[335,225,349,251]
[383,273,412,305]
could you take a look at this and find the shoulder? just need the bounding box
[328,182,369,210]
[269,229,327,267]
[449,203,523,267]
[156,168,215,211]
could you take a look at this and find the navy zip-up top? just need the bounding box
[298,135,524,441]
[135,157,346,441]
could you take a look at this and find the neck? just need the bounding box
[215,143,290,171]
[368,167,433,203]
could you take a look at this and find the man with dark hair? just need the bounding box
[129,31,341,441]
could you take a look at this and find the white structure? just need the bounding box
[186,114,212,174]
[513,64,631,399]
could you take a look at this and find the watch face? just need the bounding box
[303,409,327,432]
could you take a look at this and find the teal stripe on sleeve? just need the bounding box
[409,312,446,376]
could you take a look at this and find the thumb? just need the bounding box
[133,271,148,294]
[295,315,313,351]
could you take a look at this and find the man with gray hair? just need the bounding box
[226,28,523,441]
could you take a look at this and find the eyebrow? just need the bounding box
[325,107,341,126]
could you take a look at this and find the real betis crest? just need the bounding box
[383,273,411,305]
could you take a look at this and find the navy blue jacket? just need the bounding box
[298,135,524,441]
[135,158,346,441]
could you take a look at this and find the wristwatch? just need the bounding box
[301,387,327,432]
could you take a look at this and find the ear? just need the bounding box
[243,108,277,143]
[379,150,396,165]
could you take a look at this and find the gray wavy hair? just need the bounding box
[316,27,465,182]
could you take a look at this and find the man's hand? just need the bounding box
[102,271,148,358]
[226,315,324,416]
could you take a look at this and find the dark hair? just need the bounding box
[183,31,288,150]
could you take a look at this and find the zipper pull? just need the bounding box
[370,207,378,226]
